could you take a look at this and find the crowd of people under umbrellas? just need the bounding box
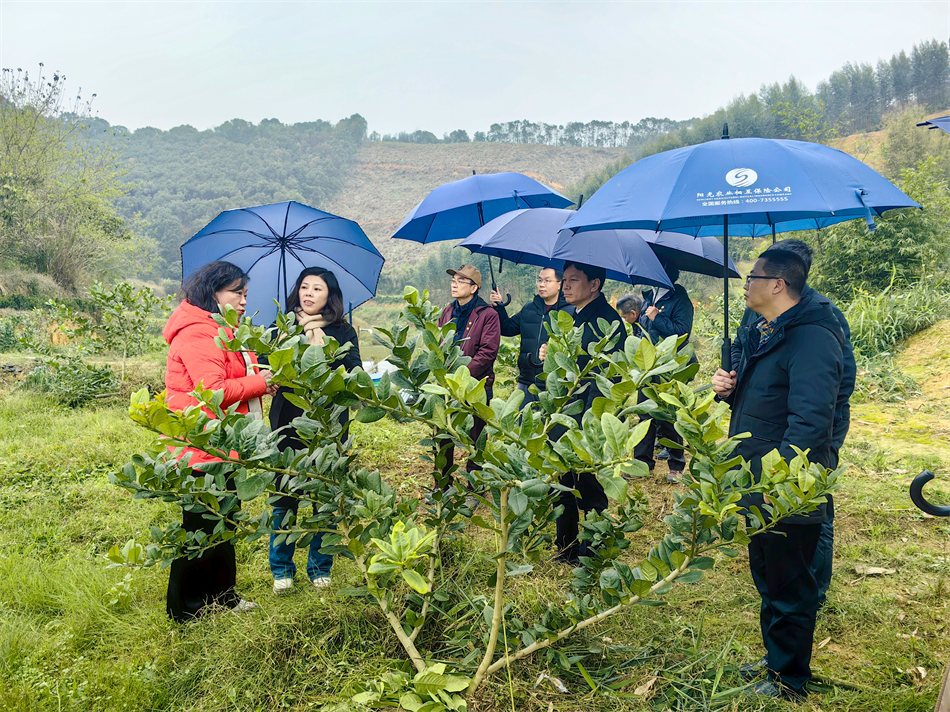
[155,120,932,702]
[162,232,853,701]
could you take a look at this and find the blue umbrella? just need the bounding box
[392,172,573,244]
[181,201,384,326]
[562,133,920,367]
[917,116,950,135]
[458,208,673,289]
[634,230,740,279]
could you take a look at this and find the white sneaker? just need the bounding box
[233,599,258,613]
[311,576,331,589]
[272,577,294,595]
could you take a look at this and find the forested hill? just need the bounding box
[324,141,626,266]
[85,115,369,278]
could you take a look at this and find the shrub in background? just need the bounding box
[20,356,118,407]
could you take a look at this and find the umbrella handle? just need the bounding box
[911,470,950,517]
[486,255,512,307]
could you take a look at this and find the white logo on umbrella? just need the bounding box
[726,168,758,188]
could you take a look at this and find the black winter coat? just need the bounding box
[573,293,627,412]
[639,284,694,345]
[496,294,574,386]
[728,290,844,524]
[734,285,855,457]
[268,322,361,509]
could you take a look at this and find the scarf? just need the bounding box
[452,296,482,342]
[296,310,331,346]
[240,349,263,420]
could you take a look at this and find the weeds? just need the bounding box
[19,356,118,407]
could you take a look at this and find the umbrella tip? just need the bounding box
[472,169,476,176]
[721,123,729,140]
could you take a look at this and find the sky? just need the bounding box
[2,1,948,137]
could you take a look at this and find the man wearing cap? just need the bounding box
[436,265,501,484]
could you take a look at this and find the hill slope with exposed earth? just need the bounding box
[324,141,626,267]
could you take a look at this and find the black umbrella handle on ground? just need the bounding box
[910,470,950,517]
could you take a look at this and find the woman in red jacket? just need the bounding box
[163,261,273,622]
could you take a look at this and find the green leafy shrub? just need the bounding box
[20,356,118,407]
[844,279,950,357]
[0,314,23,352]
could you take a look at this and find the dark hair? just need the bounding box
[563,261,606,291]
[616,293,644,315]
[766,239,813,279]
[179,261,248,313]
[286,267,345,324]
[540,267,564,281]
[758,249,807,298]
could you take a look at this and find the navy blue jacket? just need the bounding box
[734,285,855,459]
[639,284,694,345]
[573,293,627,412]
[496,293,574,386]
[728,290,844,524]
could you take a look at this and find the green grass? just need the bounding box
[0,328,948,711]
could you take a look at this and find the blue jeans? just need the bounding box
[268,506,332,580]
[517,382,540,409]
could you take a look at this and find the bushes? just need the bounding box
[844,280,950,357]
[19,357,118,407]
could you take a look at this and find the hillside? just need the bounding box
[324,141,627,267]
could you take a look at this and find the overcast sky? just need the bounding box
[2,1,947,136]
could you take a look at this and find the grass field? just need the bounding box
[0,320,948,712]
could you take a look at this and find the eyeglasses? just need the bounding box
[744,274,777,285]
[451,277,474,287]
[537,278,560,285]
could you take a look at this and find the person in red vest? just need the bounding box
[162,260,275,622]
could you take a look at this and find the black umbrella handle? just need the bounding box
[487,256,511,307]
[911,470,950,517]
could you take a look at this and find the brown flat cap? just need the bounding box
[446,264,482,289]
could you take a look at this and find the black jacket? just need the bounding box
[728,290,844,524]
[639,284,694,345]
[734,285,855,457]
[496,294,574,386]
[268,322,361,509]
[573,293,627,412]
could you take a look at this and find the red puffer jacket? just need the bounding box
[163,300,268,466]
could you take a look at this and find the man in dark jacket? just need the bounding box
[733,239,855,609]
[712,250,844,700]
[436,264,501,483]
[634,264,695,481]
[540,261,626,563]
[490,267,573,407]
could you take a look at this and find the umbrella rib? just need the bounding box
[284,239,385,261]
[283,246,380,292]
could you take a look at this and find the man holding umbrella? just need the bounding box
[712,249,844,700]
[490,267,573,408]
[540,261,627,564]
[436,265,501,485]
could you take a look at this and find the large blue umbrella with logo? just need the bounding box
[181,201,384,326]
[562,132,920,368]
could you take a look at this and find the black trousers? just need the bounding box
[748,522,822,694]
[166,504,240,622]
[436,386,492,488]
[554,471,608,564]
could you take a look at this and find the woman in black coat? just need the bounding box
[268,267,361,595]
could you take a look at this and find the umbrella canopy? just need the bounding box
[458,208,673,289]
[181,201,384,326]
[917,116,950,135]
[562,135,920,368]
[562,137,919,237]
[392,172,573,244]
[634,230,740,279]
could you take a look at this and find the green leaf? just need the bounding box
[399,692,425,711]
[505,564,534,577]
[597,470,627,502]
[355,406,387,423]
[677,570,704,584]
[687,556,715,570]
[601,412,626,458]
[235,473,268,501]
[401,569,430,594]
[520,478,549,499]
[508,491,528,517]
